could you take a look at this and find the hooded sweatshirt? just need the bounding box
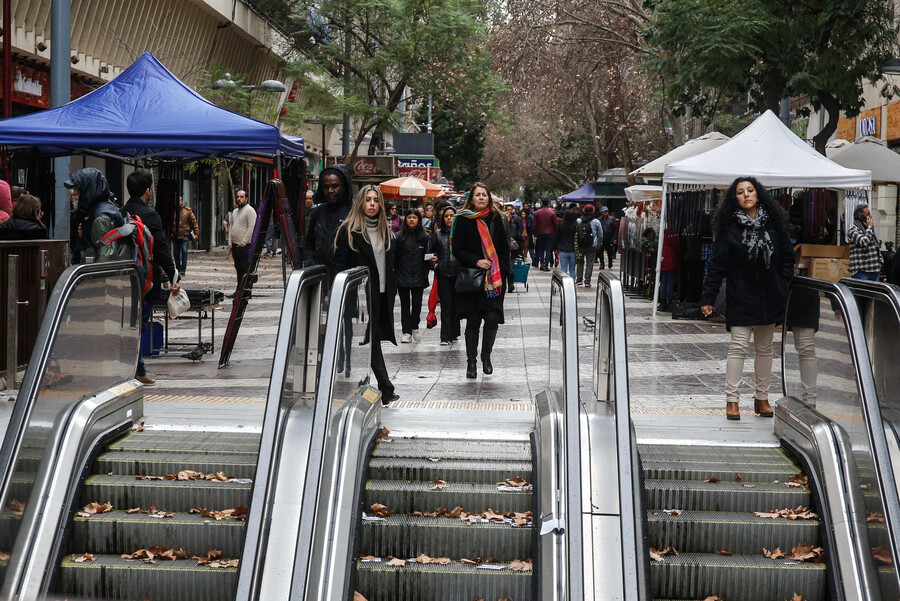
[71,168,129,263]
[304,164,354,277]
[0,181,11,223]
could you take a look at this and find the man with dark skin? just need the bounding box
[304,164,354,278]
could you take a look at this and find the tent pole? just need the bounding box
[651,183,667,319]
[275,150,282,179]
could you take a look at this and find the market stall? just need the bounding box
[631,132,730,180]
[652,110,871,318]
[619,185,662,293]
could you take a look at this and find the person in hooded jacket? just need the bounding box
[0,181,11,223]
[0,194,48,240]
[67,168,131,263]
[427,206,460,345]
[333,185,399,404]
[394,208,430,342]
[304,164,354,279]
[700,177,794,421]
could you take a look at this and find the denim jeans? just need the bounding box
[173,236,190,274]
[558,251,576,279]
[853,271,880,281]
[136,297,154,376]
[660,269,679,300]
[536,234,554,267]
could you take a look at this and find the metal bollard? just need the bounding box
[6,255,28,389]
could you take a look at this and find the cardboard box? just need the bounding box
[809,258,850,283]
[794,244,849,269]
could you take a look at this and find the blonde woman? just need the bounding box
[334,185,399,404]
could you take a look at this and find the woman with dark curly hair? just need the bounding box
[700,177,794,421]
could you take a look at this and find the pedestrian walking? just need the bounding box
[505,204,523,292]
[387,203,403,233]
[531,199,558,271]
[227,189,257,296]
[451,182,510,378]
[555,205,578,279]
[657,230,683,311]
[333,185,399,404]
[519,209,531,261]
[264,220,280,257]
[123,170,181,386]
[423,203,435,232]
[173,197,198,275]
[0,194,48,240]
[700,177,794,421]
[575,205,597,286]
[847,203,883,281]
[304,165,354,279]
[394,208,430,343]
[427,206,460,345]
[597,206,617,269]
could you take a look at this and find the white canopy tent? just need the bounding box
[827,136,900,183]
[631,132,731,179]
[651,110,872,317]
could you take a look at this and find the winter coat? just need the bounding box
[451,212,510,319]
[123,196,177,300]
[304,164,354,277]
[393,230,430,288]
[0,218,48,240]
[531,206,559,236]
[660,232,683,271]
[599,215,617,245]
[0,181,10,222]
[333,228,397,345]
[508,214,524,239]
[700,217,794,330]
[555,218,578,253]
[427,228,458,278]
[71,169,130,265]
[177,206,199,239]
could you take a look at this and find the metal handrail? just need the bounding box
[235,265,328,601]
[782,276,900,593]
[549,270,583,599]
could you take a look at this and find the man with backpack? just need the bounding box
[576,204,597,287]
[123,170,180,385]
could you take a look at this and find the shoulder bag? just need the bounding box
[455,267,485,292]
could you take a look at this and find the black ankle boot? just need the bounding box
[466,360,477,378]
[481,329,497,375]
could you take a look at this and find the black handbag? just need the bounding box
[455,267,486,292]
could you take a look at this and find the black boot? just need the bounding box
[481,329,497,375]
[465,328,479,378]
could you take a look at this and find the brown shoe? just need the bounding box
[726,402,740,420]
[754,398,774,417]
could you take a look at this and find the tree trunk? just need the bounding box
[812,91,840,156]
[763,70,784,114]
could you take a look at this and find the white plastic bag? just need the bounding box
[168,288,191,318]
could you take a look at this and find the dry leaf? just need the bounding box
[448,506,464,518]
[73,553,95,563]
[83,502,113,515]
[483,509,506,522]
[431,481,449,490]
[791,594,805,601]
[427,458,442,462]
[764,547,786,559]
[867,512,885,523]
[432,556,451,564]
[498,476,532,489]
[704,477,721,483]
[743,484,757,488]
[378,427,390,440]
[861,484,869,489]
[649,546,677,562]
[789,542,824,562]
[662,509,682,516]
[133,421,145,431]
[126,507,142,514]
[717,550,732,556]
[788,474,809,489]
[7,499,24,516]
[416,553,434,564]
[354,592,369,601]
[508,558,532,571]
[734,474,742,482]
[370,503,392,517]
[385,556,408,567]
[703,597,724,601]
[872,547,894,565]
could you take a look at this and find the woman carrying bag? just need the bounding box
[700,177,794,421]
[428,206,460,345]
[451,182,511,378]
[394,208,430,342]
[333,185,400,404]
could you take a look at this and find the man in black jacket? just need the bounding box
[303,164,354,278]
[123,170,180,385]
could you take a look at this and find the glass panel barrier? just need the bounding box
[782,277,900,600]
[0,262,140,598]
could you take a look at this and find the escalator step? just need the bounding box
[373,439,531,461]
[94,450,258,479]
[365,480,532,514]
[867,523,890,549]
[646,480,809,512]
[69,511,246,556]
[80,475,251,512]
[650,552,826,601]
[107,431,261,455]
[355,559,532,601]
[367,457,532,484]
[642,460,800,483]
[58,555,237,601]
[648,511,819,555]
[878,565,900,601]
[639,445,788,462]
[359,514,532,560]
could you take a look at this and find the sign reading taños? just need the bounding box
[397,157,436,168]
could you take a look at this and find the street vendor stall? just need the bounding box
[652,110,871,318]
[632,132,730,180]
[619,186,662,293]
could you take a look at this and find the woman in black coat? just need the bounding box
[333,185,399,404]
[393,209,430,343]
[427,206,460,345]
[451,182,511,378]
[0,195,48,240]
[700,177,794,420]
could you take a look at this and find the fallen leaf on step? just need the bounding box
[788,474,809,489]
[448,506,464,518]
[872,547,894,565]
[764,547,786,559]
[789,542,824,563]
[508,559,532,571]
[461,558,477,564]
[717,550,732,556]
[73,553,95,563]
[861,484,869,489]
[755,511,781,519]
[497,476,532,490]
[135,475,164,481]
[649,546,677,562]
[734,474,742,482]
[743,484,757,488]
[416,553,434,564]
[704,477,721,483]
[431,478,449,490]
[482,509,507,522]
[867,512,885,523]
[662,509,682,516]
[790,594,805,601]
[427,458,442,462]
[370,503,392,517]
[378,427,390,440]
[82,502,113,515]
[385,556,408,567]
[133,421,145,432]
[703,597,724,601]
[785,481,804,488]
[432,556,451,564]
[353,592,369,601]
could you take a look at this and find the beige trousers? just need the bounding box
[792,327,818,404]
[725,324,776,403]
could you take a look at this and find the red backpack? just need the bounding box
[98,213,154,296]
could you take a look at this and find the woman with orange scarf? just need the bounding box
[451,182,511,378]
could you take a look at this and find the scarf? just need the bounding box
[365,216,386,293]
[450,208,503,298]
[734,205,773,268]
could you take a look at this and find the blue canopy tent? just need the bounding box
[559,183,598,203]
[0,52,303,162]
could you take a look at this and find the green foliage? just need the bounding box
[645,0,900,132]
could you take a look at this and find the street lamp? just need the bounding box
[213,72,286,93]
